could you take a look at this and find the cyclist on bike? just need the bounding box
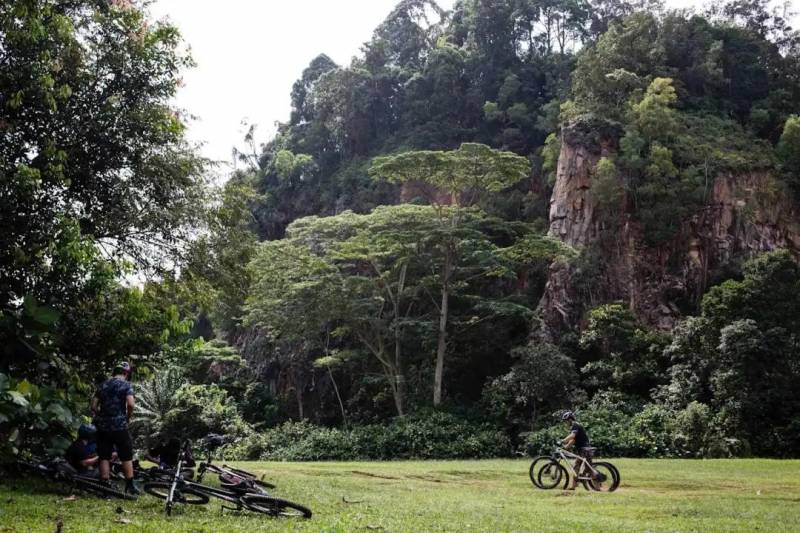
[561,410,592,490]
[65,423,99,476]
[92,361,139,495]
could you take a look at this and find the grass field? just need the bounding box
[1,458,798,532]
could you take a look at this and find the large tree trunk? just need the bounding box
[393,340,406,417]
[328,367,347,427]
[391,371,405,417]
[294,376,304,419]
[433,248,452,407]
[392,263,407,416]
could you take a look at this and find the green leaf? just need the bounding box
[8,428,19,442]
[16,379,32,395]
[45,402,73,424]
[6,391,29,407]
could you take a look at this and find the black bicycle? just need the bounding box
[195,433,275,492]
[15,457,137,500]
[143,441,311,518]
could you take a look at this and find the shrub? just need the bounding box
[239,382,283,427]
[0,373,79,459]
[132,367,187,441]
[162,384,250,441]
[525,398,754,459]
[667,401,711,457]
[222,412,511,461]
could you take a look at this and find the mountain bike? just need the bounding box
[15,457,137,500]
[195,433,275,492]
[143,441,311,518]
[529,444,620,492]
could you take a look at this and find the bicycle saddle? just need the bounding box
[219,473,251,492]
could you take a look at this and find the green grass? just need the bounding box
[1,459,798,532]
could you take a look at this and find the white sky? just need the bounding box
[149,0,710,169]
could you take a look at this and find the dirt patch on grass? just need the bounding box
[350,471,400,480]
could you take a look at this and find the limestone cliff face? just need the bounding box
[538,119,800,336]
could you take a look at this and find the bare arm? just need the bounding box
[126,394,134,421]
[91,395,99,416]
[562,432,576,448]
[81,455,99,468]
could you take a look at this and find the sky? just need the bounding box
[150,0,705,170]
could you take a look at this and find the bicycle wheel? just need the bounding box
[144,482,210,504]
[241,495,312,518]
[528,456,552,489]
[537,460,568,490]
[73,478,137,501]
[589,462,620,492]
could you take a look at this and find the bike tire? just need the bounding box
[143,482,210,505]
[73,478,137,501]
[241,495,312,518]
[528,456,552,488]
[537,460,568,490]
[589,461,620,492]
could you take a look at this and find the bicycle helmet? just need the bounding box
[113,361,132,377]
[561,410,576,421]
[78,423,97,441]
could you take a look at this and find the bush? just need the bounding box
[667,401,711,458]
[0,373,79,459]
[525,398,752,459]
[162,383,250,441]
[222,412,512,461]
[239,382,283,427]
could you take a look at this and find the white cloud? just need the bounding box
[150,0,455,167]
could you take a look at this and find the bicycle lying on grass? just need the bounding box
[195,433,276,491]
[529,444,620,492]
[15,457,136,500]
[143,440,312,519]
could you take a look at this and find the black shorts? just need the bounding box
[97,429,134,462]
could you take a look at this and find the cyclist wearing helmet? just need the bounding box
[65,423,99,475]
[561,411,592,490]
[91,361,139,495]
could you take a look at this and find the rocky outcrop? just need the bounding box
[537,118,800,336]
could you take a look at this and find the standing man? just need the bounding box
[92,361,139,495]
[561,410,592,490]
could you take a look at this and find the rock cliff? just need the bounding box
[537,118,800,336]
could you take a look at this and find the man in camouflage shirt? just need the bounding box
[91,362,139,495]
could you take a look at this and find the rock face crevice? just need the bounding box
[537,119,800,336]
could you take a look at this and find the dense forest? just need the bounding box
[2,0,800,462]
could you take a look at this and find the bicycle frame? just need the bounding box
[164,446,251,510]
[551,447,601,482]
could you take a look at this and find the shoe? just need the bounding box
[125,481,141,496]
